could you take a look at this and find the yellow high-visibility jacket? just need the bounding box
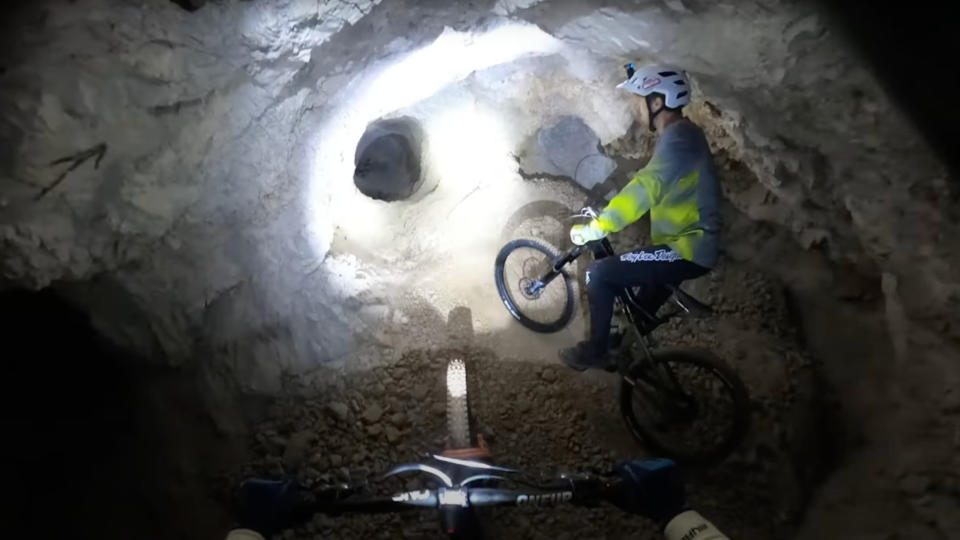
[595,119,721,268]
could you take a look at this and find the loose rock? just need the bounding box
[411,384,430,400]
[900,474,931,496]
[363,404,384,424]
[309,453,327,468]
[326,402,350,422]
[282,431,313,470]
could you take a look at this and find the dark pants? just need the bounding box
[586,245,709,356]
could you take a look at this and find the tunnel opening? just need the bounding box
[353,116,426,202]
[168,0,206,12]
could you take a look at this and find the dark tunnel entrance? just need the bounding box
[0,288,233,539]
[0,288,143,536]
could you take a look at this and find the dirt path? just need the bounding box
[231,257,828,539]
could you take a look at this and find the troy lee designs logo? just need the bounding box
[620,249,683,263]
[680,524,709,540]
[516,492,573,506]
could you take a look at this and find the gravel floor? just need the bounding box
[230,257,832,540]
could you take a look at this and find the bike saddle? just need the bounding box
[666,285,713,317]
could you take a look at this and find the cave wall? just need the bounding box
[2,0,958,536]
[1,0,957,473]
[0,0,391,391]
[511,3,958,533]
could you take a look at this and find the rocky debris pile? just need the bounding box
[232,249,830,539]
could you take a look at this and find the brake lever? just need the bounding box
[568,207,599,221]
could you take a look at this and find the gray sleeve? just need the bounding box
[652,122,702,188]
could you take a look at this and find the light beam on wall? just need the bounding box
[306,22,562,258]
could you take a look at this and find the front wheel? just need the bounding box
[620,349,750,464]
[494,238,575,333]
[446,359,472,449]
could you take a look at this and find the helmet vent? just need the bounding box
[658,71,677,77]
[676,91,689,99]
[674,80,686,85]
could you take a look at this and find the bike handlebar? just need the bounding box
[304,475,621,516]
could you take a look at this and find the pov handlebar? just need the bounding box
[303,474,622,516]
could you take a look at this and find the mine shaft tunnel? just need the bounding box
[1,0,958,539]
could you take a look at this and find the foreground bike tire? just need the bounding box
[620,349,750,465]
[446,359,472,449]
[494,238,575,333]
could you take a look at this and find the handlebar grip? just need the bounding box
[465,477,622,508]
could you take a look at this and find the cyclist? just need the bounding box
[226,458,729,539]
[561,64,721,371]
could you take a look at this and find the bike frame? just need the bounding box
[535,238,691,401]
[539,239,659,344]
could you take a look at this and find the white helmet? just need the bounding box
[617,64,691,109]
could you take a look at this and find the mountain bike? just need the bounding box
[265,358,632,540]
[494,206,750,463]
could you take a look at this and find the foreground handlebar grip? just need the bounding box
[664,511,731,540]
[464,477,622,508]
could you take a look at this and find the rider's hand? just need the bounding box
[610,458,686,524]
[235,477,309,537]
[570,221,606,246]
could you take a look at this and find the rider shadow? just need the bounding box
[446,305,475,345]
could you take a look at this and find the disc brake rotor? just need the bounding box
[516,254,550,300]
[518,277,543,300]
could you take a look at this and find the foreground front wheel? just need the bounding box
[446,359,472,449]
[494,238,575,333]
[620,349,750,464]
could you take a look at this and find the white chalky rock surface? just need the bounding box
[1,3,958,535]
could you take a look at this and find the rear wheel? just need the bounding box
[494,238,575,333]
[619,349,750,464]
